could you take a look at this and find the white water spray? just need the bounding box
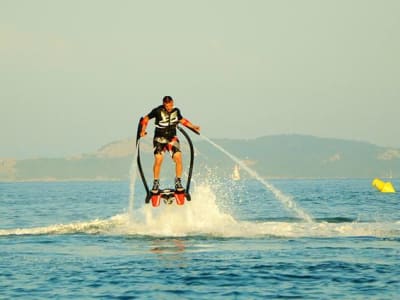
[128,142,139,217]
[201,135,313,223]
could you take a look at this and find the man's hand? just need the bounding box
[192,125,200,133]
[140,130,147,137]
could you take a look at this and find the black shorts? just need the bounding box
[153,136,181,156]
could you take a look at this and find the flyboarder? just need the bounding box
[139,96,200,195]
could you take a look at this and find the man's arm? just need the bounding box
[180,118,200,134]
[140,116,149,137]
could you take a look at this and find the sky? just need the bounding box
[1,0,399,159]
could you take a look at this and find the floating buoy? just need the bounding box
[372,178,396,193]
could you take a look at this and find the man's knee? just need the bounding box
[154,154,163,164]
[173,152,182,163]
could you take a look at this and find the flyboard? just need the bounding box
[136,117,199,207]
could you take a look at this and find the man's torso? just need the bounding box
[148,105,182,138]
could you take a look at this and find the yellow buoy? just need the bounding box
[372,178,396,193]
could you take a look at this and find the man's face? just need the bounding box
[163,101,174,112]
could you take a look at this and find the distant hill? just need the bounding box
[211,135,400,178]
[0,134,399,181]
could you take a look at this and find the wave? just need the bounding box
[1,185,399,238]
[1,216,398,238]
[0,214,127,236]
[242,217,359,223]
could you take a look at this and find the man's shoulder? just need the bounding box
[172,107,181,113]
[149,105,164,114]
[174,107,182,117]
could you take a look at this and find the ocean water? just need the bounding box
[1,178,399,299]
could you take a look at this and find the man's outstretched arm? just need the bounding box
[180,118,200,134]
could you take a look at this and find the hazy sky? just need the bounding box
[1,0,399,158]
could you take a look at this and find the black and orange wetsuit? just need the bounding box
[146,105,183,155]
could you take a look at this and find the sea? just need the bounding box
[1,176,399,299]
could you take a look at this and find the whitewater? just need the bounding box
[1,183,398,238]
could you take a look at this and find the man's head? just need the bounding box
[162,96,174,112]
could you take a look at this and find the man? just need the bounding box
[139,96,200,193]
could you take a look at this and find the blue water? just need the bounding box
[1,178,399,299]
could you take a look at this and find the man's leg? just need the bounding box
[172,152,184,191]
[151,153,163,192]
[153,153,164,179]
[172,152,182,178]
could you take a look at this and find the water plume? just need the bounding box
[200,135,313,223]
[128,142,139,218]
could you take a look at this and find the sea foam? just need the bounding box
[1,184,398,238]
